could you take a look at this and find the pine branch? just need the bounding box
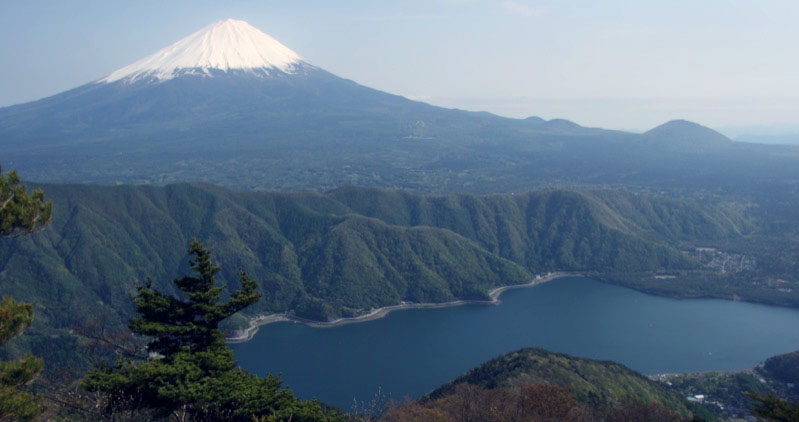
[0,194,13,212]
[73,318,147,361]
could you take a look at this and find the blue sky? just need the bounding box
[1,0,797,131]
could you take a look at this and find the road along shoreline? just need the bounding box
[227,272,574,344]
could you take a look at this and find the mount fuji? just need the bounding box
[1,19,442,141]
[2,18,541,189]
[1,19,788,192]
[101,19,306,83]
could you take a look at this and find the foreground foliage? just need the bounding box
[425,348,693,418]
[0,297,44,421]
[82,240,335,421]
[0,170,47,420]
[385,383,687,422]
[0,166,51,237]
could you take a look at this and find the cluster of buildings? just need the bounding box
[692,247,757,273]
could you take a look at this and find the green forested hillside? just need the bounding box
[421,348,694,419]
[0,184,748,375]
[323,187,750,264]
[763,350,799,385]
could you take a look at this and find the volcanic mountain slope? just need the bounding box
[101,18,305,83]
[5,19,795,192]
[0,19,454,143]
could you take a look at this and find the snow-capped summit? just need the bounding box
[101,19,305,83]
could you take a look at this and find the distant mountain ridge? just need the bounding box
[643,119,733,149]
[4,20,798,192]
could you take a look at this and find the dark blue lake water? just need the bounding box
[232,277,799,410]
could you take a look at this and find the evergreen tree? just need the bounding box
[0,298,44,421]
[83,240,334,421]
[0,166,52,237]
[0,169,47,421]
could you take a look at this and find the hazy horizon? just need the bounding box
[2,0,798,133]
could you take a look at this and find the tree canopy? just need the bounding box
[82,240,334,421]
[0,169,48,420]
[0,166,52,236]
[0,297,44,421]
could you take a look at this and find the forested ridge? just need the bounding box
[386,348,699,421]
[1,184,749,319]
[425,348,692,414]
[390,347,799,421]
[0,183,751,378]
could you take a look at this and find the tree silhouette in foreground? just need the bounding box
[0,297,44,421]
[383,383,688,422]
[83,240,333,421]
[0,169,49,421]
[0,166,52,237]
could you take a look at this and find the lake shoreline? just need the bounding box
[227,272,574,344]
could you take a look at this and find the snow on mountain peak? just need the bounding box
[101,19,304,83]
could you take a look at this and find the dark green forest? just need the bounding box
[0,184,753,320]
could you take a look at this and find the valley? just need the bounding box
[1,14,798,422]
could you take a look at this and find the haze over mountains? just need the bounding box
[3,17,799,420]
[4,18,799,343]
[719,124,799,145]
[3,19,799,193]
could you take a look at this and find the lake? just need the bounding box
[231,277,799,410]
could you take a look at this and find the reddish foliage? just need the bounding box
[384,383,592,422]
[604,398,683,422]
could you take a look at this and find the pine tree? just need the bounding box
[83,240,334,421]
[0,166,52,237]
[0,169,47,421]
[0,298,44,421]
